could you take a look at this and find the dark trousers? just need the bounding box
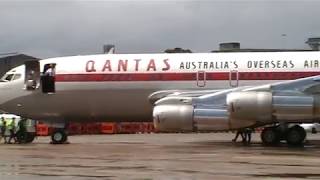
[0,131,5,143]
[8,130,16,143]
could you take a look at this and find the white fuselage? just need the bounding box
[0,51,320,123]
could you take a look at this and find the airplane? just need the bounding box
[0,51,320,144]
[301,123,320,134]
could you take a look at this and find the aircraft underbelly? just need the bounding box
[1,80,279,122]
[5,89,155,122]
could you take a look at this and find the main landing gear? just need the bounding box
[261,125,306,146]
[51,129,68,144]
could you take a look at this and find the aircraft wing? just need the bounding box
[148,89,223,105]
[153,75,320,132]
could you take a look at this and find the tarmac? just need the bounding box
[0,133,320,180]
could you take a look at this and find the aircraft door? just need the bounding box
[229,70,239,87]
[25,61,40,91]
[41,63,56,93]
[196,71,206,87]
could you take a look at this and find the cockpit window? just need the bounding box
[12,74,21,80]
[0,73,21,82]
[3,74,13,81]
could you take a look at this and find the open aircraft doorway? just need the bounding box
[41,63,56,94]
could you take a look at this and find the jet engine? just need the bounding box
[153,104,194,132]
[153,96,256,132]
[153,104,238,132]
[227,91,320,123]
[153,91,320,132]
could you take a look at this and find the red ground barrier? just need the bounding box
[100,123,117,134]
[36,122,156,136]
[36,124,49,136]
[67,123,82,135]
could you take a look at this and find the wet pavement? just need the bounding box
[0,133,320,179]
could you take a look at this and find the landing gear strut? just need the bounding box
[51,129,68,144]
[260,125,306,146]
[261,127,280,145]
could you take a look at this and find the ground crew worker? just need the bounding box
[17,118,27,143]
[0,117,6,143]
[244,128,253,144]
[232,129,245,142]
[7,117,17,144]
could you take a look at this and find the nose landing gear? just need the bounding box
[16,131,36,144]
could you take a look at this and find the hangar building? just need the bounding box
[0,53,39,78]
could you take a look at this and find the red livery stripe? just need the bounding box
[55,71,320,82]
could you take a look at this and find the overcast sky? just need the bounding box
[0,0,319,58]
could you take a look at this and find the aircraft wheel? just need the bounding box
[25,133,36,143]
[51,129,68,144]
[16,131,27,144]
[261,127,280,145]
[285,125,306,146]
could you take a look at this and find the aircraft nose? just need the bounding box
[0,84,6,108]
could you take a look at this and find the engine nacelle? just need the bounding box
[153,104,234,132]
[227,91,320,123]
[227,92,273,126]
[153,104,194,132]
[153,103,256,132]
[193,108,229,131]
[153,92,320,133]
[272,95,319,122]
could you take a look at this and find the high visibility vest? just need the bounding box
[7,120,15,130]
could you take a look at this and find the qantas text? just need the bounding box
[86,59,171,72]
[85,59,320,72]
